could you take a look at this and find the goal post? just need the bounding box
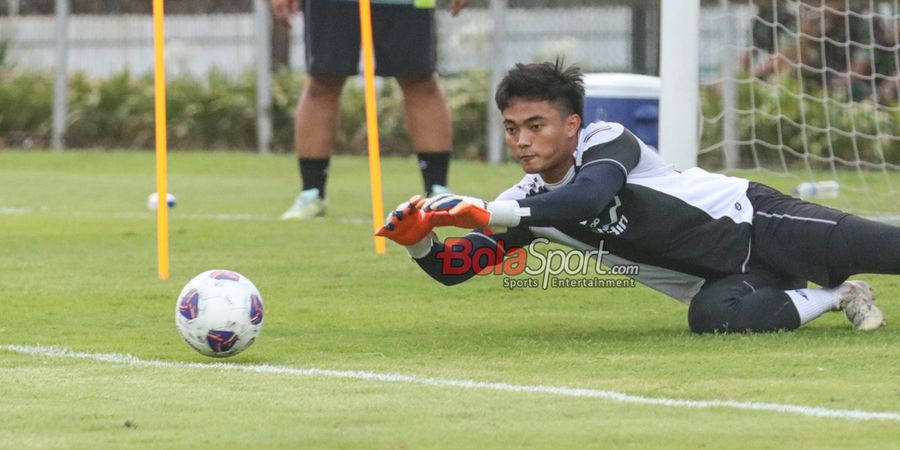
[659,0,700,171]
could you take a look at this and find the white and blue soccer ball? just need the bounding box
[175,270,265,358]
[147,192,177,210]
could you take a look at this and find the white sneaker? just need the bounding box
[280,188,326,220]
[839,280,886,331]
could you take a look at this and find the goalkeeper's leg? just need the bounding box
[688,271,804,334]
[689,270,885,333]
[749,183,900,286]
[824,214,900,286]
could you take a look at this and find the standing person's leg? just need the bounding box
[291,74,345,193]
[282,0,358,220]
[372,3,452,196]
[397,74,452,196]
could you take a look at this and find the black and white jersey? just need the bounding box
[496,121,756,302]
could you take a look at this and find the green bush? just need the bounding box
[0,67,490,158]
[7,65,898,165]
[0,67,54,148]
[700,73,900,169]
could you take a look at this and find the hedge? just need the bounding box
[5,64,897,166]
[0,66,489,158]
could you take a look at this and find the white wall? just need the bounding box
[0,7,634,77]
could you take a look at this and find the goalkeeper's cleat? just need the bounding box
[839,280,885,331]
[280,188,326,220]
[428,184,452,197]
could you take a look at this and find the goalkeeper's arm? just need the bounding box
[409,228,535,286]
[495,162,626,228]
[422,162,626,230]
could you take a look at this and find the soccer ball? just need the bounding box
[175,270,264,358]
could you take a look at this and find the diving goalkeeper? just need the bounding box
[377,61,898,333]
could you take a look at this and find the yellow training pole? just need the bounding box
[358,0,386,254]
[153,0,170,279]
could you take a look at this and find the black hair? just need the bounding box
[494,59,585,121]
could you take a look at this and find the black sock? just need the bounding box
[416,152,450,195]
[299,157,329,198]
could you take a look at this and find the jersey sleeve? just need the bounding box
[515,162,625,227]
[579,123,642,176]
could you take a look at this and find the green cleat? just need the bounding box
[428,184,452,197]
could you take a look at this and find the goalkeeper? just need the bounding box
[377,61,900,334]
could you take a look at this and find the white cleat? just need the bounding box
[280,188,327,220]
[839,280,886,331]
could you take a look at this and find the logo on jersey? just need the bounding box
[581,195,629,236]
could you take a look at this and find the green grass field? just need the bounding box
[1,150,899,449]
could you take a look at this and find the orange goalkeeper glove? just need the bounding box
[375,199,436,246]
[420,193,491,229]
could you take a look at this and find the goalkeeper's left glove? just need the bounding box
[374,198,437,258]
[376,198,434,245]
[417,193,527,229]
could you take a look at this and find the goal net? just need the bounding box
[699,0,900,222]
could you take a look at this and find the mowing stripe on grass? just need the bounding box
[0,207,372,224]
[4,344,899,422]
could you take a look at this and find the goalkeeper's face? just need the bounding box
[502,99,581,183]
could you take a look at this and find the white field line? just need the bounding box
[4,344,900,422]
[0,207,35,215]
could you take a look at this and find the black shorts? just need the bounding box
[747,182,850,287]
[747,184,900,287]
[301,0,437,77]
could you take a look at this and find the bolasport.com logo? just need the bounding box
[436,237,639,290]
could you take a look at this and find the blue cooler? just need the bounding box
[583,73,661,149]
